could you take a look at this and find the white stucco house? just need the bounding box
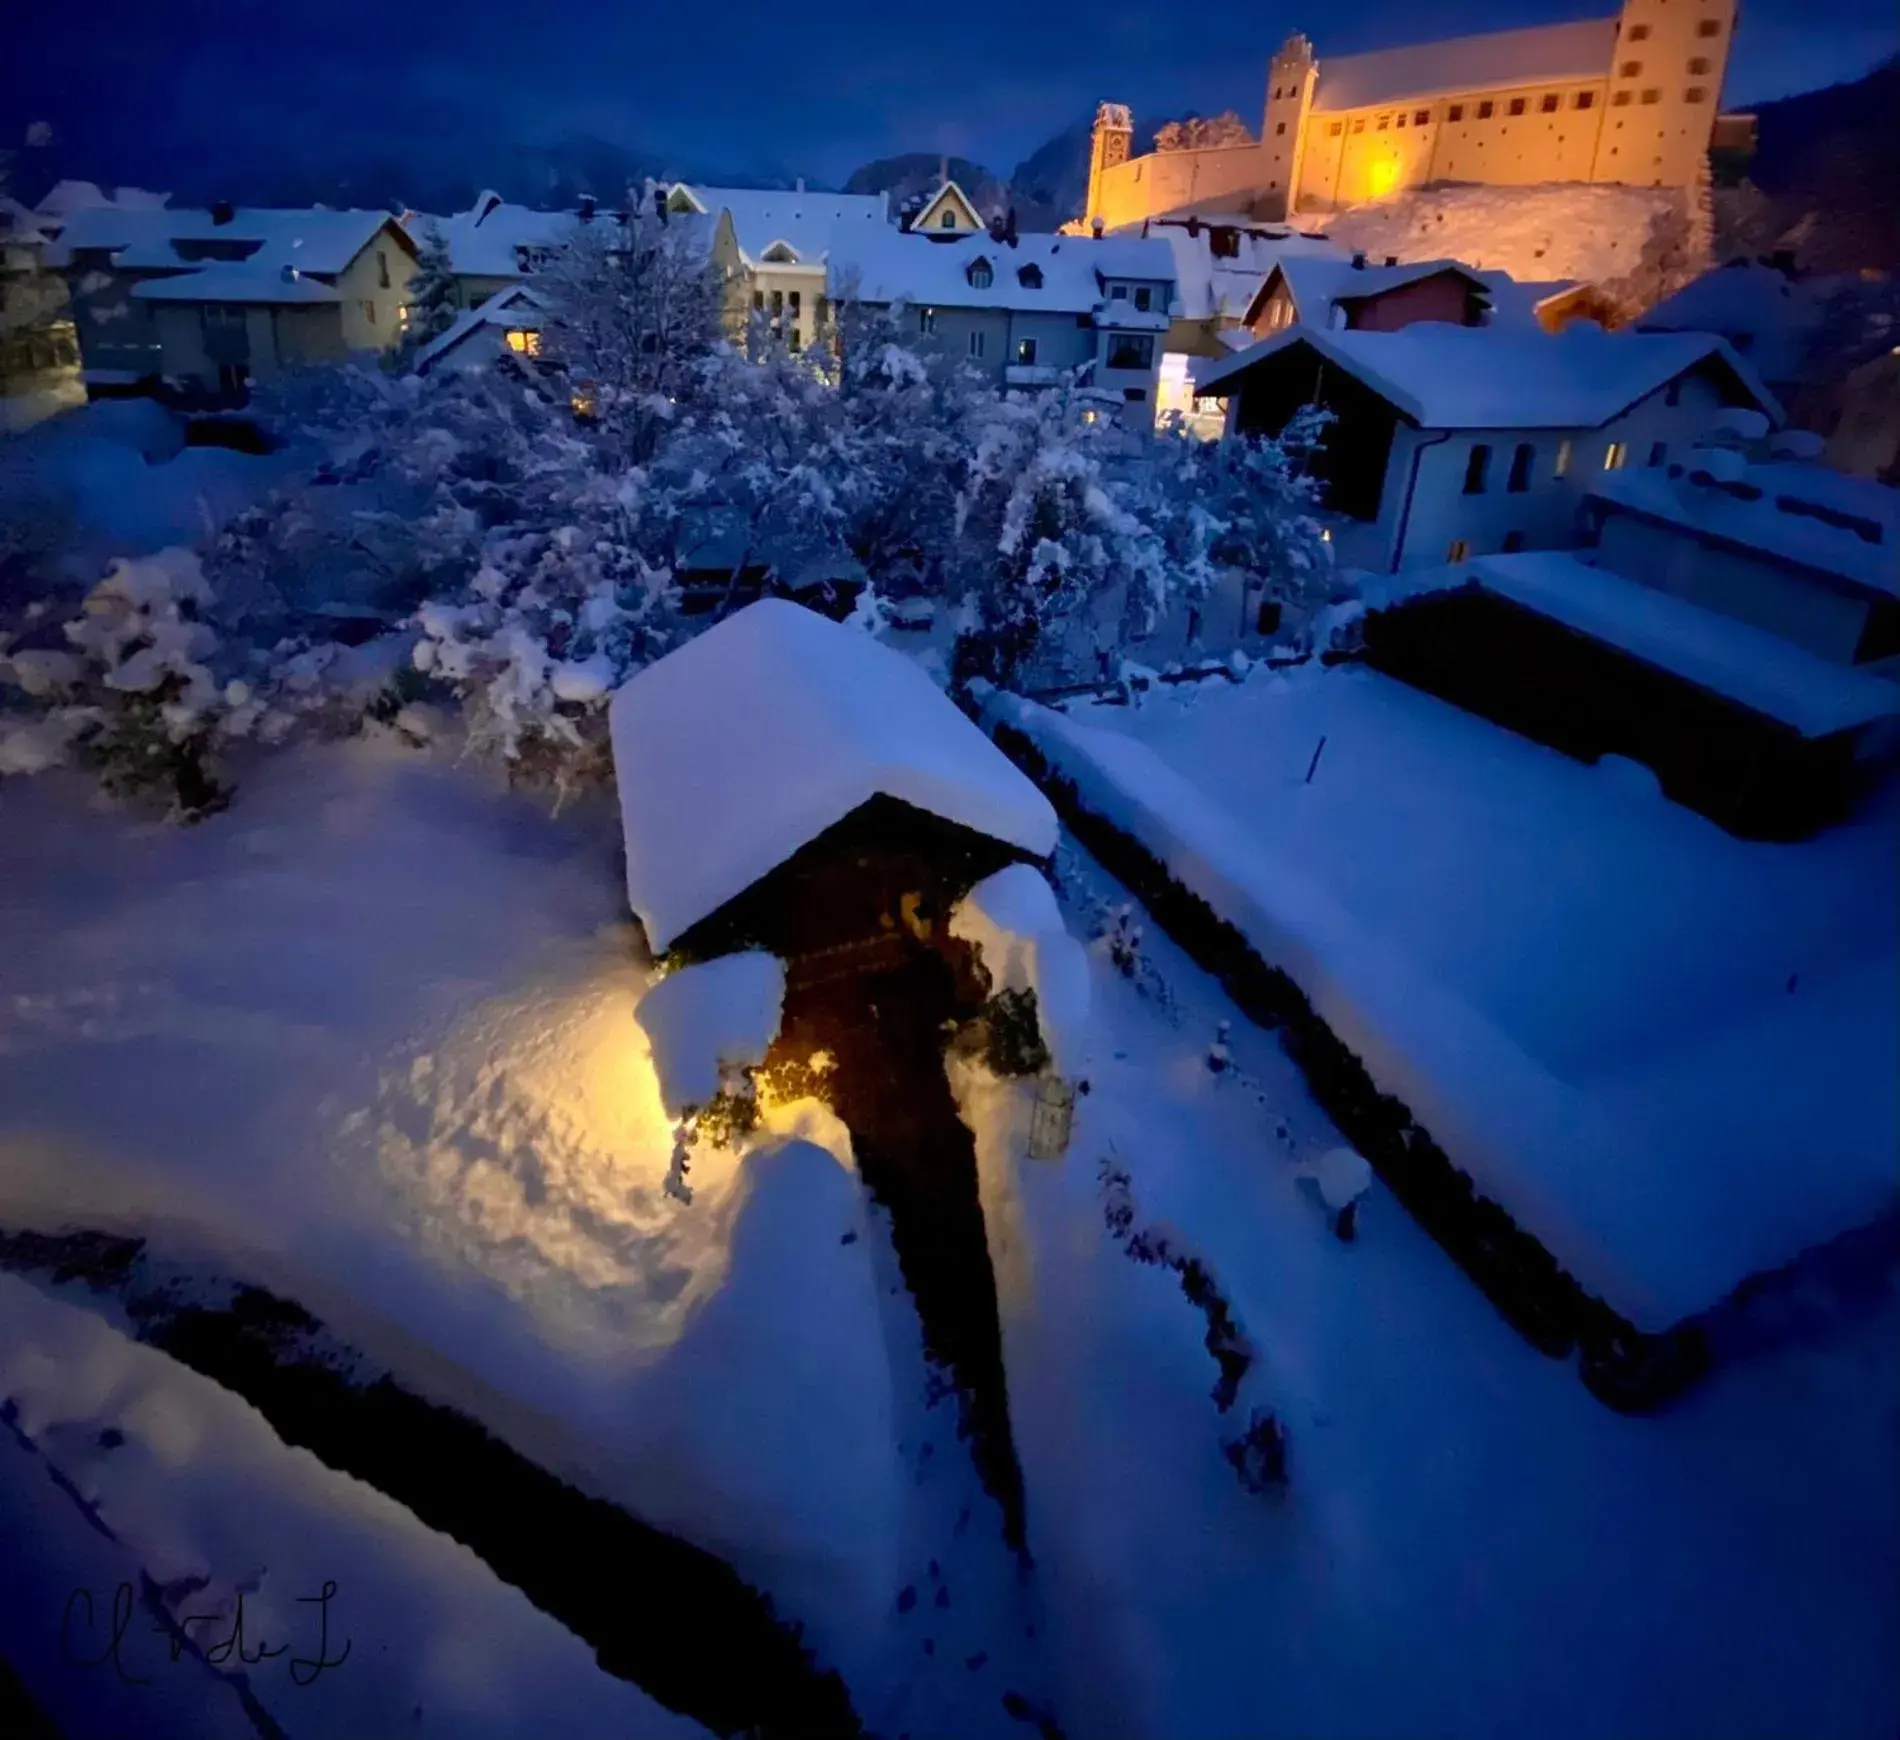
[1193,322,1782,571]
[825,229,1179,424]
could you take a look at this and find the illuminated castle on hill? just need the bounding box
[1084,0,1743,230]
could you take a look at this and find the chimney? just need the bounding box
[211,199,235,226]
[1004,206,1018,247]
[938,153,950,189]
[578,192,597,223]
[987,209,1006,242]
[1091,217,1105,239]
[796,176,806,194]
[652,185,668,225]
[1350,250,1366,269]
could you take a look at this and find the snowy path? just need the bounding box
[965,836,1900,1740]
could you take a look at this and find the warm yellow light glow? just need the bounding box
[1365,157,1402,199]
[506,328,542,356]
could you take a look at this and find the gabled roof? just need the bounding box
[1115,217,1348,322]
[827,229,1175,316]
[681,185,889,267]
[910,180,984,234]
[127,214,415,304]
[51,206,410,281]
[1589,459,1900,600]
[1195,324,1782,430]
[412,198,578,280]
[412,284,549,375]
[1311,17,1618,112]
[608,598,1057,951]
[1244,256,1489,327]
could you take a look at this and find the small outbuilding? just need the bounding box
[608,598,1058,973]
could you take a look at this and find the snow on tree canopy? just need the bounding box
[635,951,786,1118]
[949,864,1090,1076]
[607,599,1057,951]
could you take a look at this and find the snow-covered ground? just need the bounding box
[965,839,1900,1739]
[1322,180,1688,296]
[3,722,1894,1736]
[988,664,1900,1329]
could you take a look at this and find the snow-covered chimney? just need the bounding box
[938,153,949,189]
[578,193,597,223]
[796,176,806,194]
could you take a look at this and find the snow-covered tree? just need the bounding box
[536,210,725,466]
[394,224,461,364]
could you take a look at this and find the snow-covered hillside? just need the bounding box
[1322,181,1700,305]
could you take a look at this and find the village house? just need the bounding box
[1194,322,1780,572]
[665,182,890,353]
[410,283,550,376]
[903,179,986,239]
[45,201,416,399]
[1582,435,1900,672]
[825,229,1178,424]
[1083,0,1747,231]
[415,192,590,311]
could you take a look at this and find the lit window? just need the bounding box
[505,328,541,355]
[1603,441,1627,471]
[1017,337,1038,365]
[1684,86,1707,103]
[1446,538,1470,562]
[918,307,936,334]
[1463,443,1491,494]
[1541,93,1560,113]
[1575,90,1596,109]
[968,330,985,358]
[1620,60,1642,77]
[1508,98,1526,117]
[397,303,411,330]
[1477,100,1494,119]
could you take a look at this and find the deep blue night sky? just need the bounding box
[4,0,1895,192]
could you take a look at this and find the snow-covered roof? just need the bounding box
[412,284,549,375]
[1393,552,1900,738]
[47,205,407,289]
[1196,324,1782,430]
[909,181,984,235]
[608,599,1057,951]
[133,268,341,304]
[1116,218,1347,323]
[1312,17,1618,112]
[828,230,1175,316]
[414,198,578,279]
[1479,272,1586,328]
[34,179,171,218]
[1590,459,1900,599]
[1252,255,1489,326]
[682,185,889,267]
[1635,263,1850,384]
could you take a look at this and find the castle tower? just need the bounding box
[1258,34,1319,220]
[1591,0,1739,188]
[1084,102,1134,230]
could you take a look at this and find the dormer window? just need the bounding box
[940,209,957,230]
[1017,263,1043,289]
[967,258,993,289]
[760,241,798,264]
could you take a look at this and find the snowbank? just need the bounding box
[949,864,1091,1075]
[984,673,1900,1329]
[608,598,1056,950]
[0,1273,705,1738]
[634,951,786,1117]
